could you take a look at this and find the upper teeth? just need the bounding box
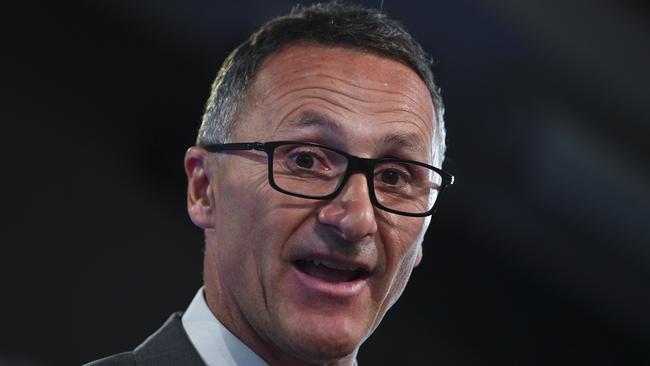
[311,259,359,272]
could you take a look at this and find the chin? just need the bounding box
[290,337,359,364]
[277,314,365,363]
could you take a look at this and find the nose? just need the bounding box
[317,173,378,242]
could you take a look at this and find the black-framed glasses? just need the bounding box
[201,141,454,217]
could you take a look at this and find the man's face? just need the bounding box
[192,45,436,364]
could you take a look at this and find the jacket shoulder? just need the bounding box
[85,312,204,366]
[83,352,135,366]
[134,312,204,365]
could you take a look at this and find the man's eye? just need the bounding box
[379,169,407,185]
[294,153,316,169]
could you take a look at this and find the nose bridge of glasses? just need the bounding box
[334,170,375,217]
[344,154,375,178]
[330,155,374,203]
[336,153,373,188]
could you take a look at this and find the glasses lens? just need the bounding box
[272,143,347,197]
[373,161,442,215]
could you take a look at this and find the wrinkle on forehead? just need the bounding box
[252,45,432,108]
[241,45,435,157]
[266,83,431,130]
[264,73,425,109]
[256,52,431,114]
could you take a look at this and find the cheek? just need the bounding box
[212,167,273,263]
[381,218,425,305]
[381,215,424,263]
[383,243,421,309]
[218,167,311,269]
[215,165,271,231]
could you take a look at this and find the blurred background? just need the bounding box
[2,0,649,365]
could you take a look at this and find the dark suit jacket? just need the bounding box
[84,312,206,366]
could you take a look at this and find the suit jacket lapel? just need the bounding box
[134,312,205,366]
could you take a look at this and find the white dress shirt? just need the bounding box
[182,288,269,366]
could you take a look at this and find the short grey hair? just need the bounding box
[197,2,447,166]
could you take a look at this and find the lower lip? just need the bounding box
[290,264,368,298]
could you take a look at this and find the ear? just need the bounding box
[184,147,215,229]
[414,244,423,267]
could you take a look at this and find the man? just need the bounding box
[87,2,453,365]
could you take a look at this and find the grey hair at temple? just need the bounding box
[196,1,447,166]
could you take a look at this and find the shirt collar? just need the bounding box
[181,287,269,366]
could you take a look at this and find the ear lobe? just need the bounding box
[184,147,214,229]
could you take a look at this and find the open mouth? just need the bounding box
[294,259,370,283]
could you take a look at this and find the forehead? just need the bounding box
[256,44,430,95]
[238,44,435,157]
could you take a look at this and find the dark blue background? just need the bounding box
[2,1,649,365]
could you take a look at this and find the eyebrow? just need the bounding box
[284,110,429,158]
[284,111,342,134]
[381,132,428,157]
